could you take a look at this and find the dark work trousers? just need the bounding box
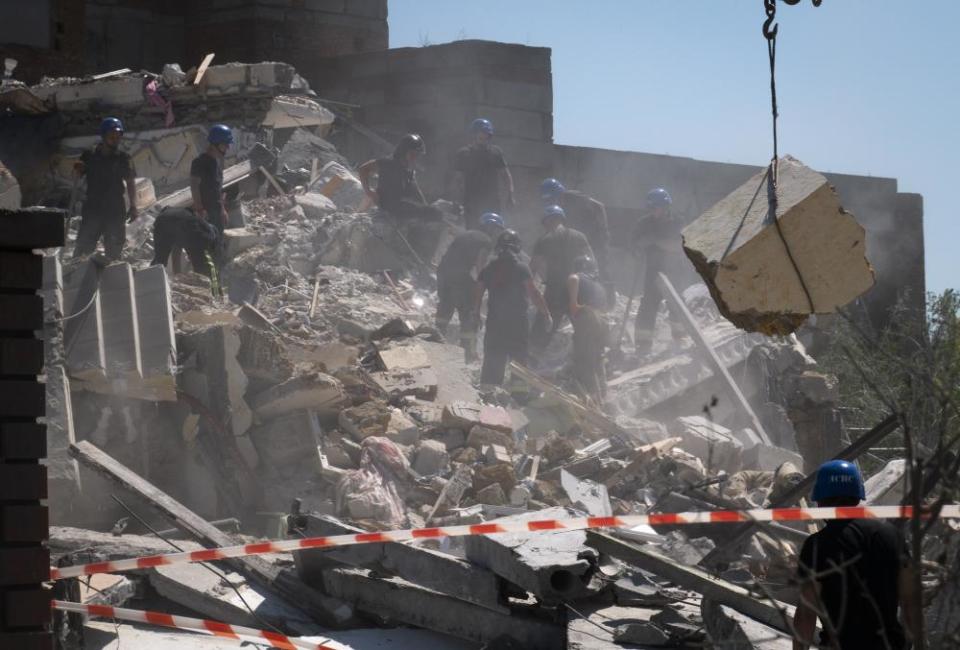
[572,306,608,401]
[74,209,125,261]
[481,319,530,385]
[633,262,682,355]
[531,280,569,352]
[436,273,479,361]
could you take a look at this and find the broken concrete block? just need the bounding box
[370,367,439,401]
[413,440,449,476]
[560,469,612,517]
[234,434,260,470]
[294,192,337,219]
[865,459,906,505]
[338,400,392,442]
[475,482,507,505]
[702,598,792,648]
[482,444,511,465]
[466,425,515,451]
[672,415,743,474]
[249,409,319,469]
[99,262,142,379]
[473,462,517,494]
[442,401,512,433]
[612,621,671,646]
[741,442,804,472]
[222,227,271,258]
[181,325,253,438]
[133,265,176,400]
[464,506,602,604]
[250,372,348,420]
[659,532,716,565]
[385,408,419,445]
[682,155,875,335]
[236,325,294,384]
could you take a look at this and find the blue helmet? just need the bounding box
[812,460,865,502]
[99,117,124,136]
[543,204,566,222]
[208,124,234,145]
[480,212,504,228]
[540,178,566,202]
[646,187,672,208]
[471,118,494,135]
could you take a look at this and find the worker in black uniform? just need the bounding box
[567,255,608,402]
[191,124,233,233]
[73,117,138,261]
[436,212,505,362]
[358,134,443,222]
[454,118,514,230]
[530,204,595,352]
[476,229,551,386]
[632,187,685,359]
[150,207,223,296]
[541,178,613,306]
[793,460,919,649]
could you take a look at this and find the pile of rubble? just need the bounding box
[11,61,912,648]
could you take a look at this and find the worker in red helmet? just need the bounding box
[792,460,919,649]
[72,117,138,260]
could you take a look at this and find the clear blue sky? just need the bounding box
[390,1,958,296]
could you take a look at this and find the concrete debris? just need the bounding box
[864,458,907,505]
[682,155,875,335]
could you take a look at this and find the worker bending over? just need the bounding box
[567,255,608,402]
[150,207,223,297]
[359,134,443,222]
[454,118,514,229]
[436,213,505,362]
[792,460,918,649]
[476,229,551,386]
[73,117,138,261]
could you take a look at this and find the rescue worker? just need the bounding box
[792,460,919,649]
[567,255,608,402]
[73,117,138,261]
[358,134,443,222]
[631,187,685,359]
[436,212,505,362]
[476,229,551,385]
[454,118,515,229]
[541,178,613,306]
[530,204,595,352]
[150,207,222,296]
[191,124,233,233]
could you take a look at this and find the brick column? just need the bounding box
[0,208,65,650]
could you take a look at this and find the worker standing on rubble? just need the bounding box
[541,178,613,306]
[792,460,918,649]
[566,255,608,402]
[530,204,595,353]
[358,134,443,222]
[150,207,223,296]
[436,212,505,362]
[476,229,551,385]
[72,117,138,261]
[454,118,515,229]
[631,187,685,359]
[191,124,233,232]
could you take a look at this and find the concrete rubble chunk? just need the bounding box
[98,262,143,379]
[338,400,392,442]
[612,621,671,646]
[464,506,603,604]
[561,469,612,517]
[180,325,253,438]
[249,409,320,469]
[466,425,515,451]
[475,482,507,505]
[473,462,517,494]
[222,227,272,258]
[482,444,511,465]
[413,439,449,476]
[864,458,907,505]
[683,155,875,335]
[742,442,804,472]
[672,415,743,474]
[250,372,349,420]
[132,265,177,400]
[295,192,338,219]
[442,401,513,433]
[702,598,792,648]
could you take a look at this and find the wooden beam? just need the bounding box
[657,272,772,444]
[68,441,353,627]
[587,531,794,633]
[698,413,901,568]
[193,53,215,85]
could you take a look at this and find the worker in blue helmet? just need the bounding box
[792,460,918,649]
[630,187,686,360]
[190,124,234,232]
[540,177,613,306]
[453,118,515,229]
[436,212,506,363]
[530,204,595,351]
[72,117,138,261]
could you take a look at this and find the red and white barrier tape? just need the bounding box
[50,504,960,581]
[52,600,349,650]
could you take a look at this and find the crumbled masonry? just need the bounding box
[3,58,918,649]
